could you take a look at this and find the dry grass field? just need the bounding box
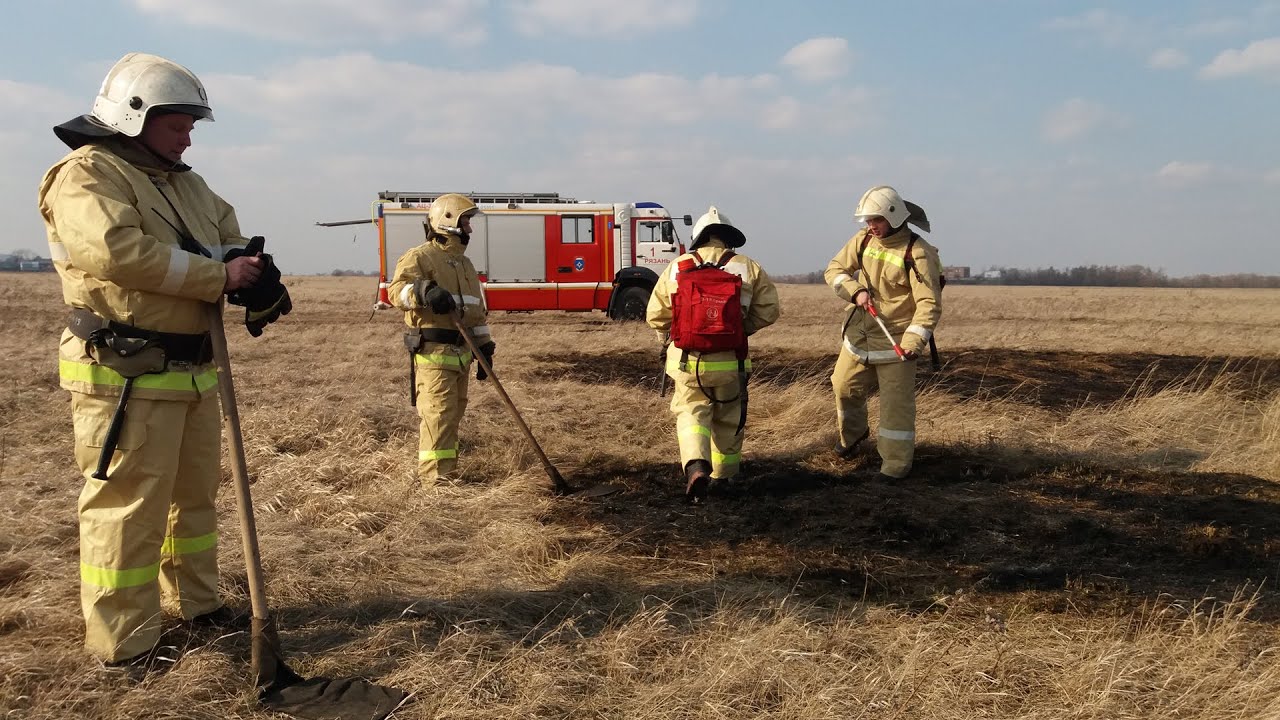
[2,274,1279,719]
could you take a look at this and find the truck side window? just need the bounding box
[639,221,673,244]
[562,216,593,244]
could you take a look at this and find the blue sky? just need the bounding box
[2,1,1278,277]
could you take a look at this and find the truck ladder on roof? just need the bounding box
[378,191,577,206]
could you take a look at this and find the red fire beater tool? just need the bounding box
[865,301,907,361]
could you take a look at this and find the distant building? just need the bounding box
[944,265,970,279]
[981,269,1003,280]
[19,259,54,272]
[1,254,55,272]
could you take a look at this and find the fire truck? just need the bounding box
[323,191,689,320]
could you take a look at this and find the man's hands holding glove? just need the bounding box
[411,280,490,378]
[225,236,292,337]
[474,341,495,381]
[414,281,458,314]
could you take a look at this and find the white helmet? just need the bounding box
[690,205,746,249]
[854,185,911,228]
[90,53,214,137]
[427,193,481,238]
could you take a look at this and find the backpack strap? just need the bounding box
[904,232,925,285]
[715,251,736,268]
[861,230,928,285]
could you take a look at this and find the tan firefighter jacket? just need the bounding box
[825,226,942,363]
[646,240,781,387]
[388,234,492,368]
[39,137,249,401]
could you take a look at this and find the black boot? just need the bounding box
[684,460,712,503]
[833,429,870,460]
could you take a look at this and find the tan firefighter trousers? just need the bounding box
[831,350,918,478]
[414,355,470,482]
[71,391,222,662]
[671,380,743,480]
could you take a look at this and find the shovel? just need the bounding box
[208,302,409,719]
[449,315,621,498]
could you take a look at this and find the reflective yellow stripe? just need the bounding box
[863,246,906,269]
[419,447,458,460]
[680,425,712,439]
[712,451,741,465]
[81,561,160,589]
[669,358,753,374]
[161,532,217,556]
[59,359,218,392]
[414,353,469,368]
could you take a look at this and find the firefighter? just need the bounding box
[825,185,941,479]
[388,193,494,485]
[646,206,780,502]
[38,53,290,665]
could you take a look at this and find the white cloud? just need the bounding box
[1044,10,1143,48]
[1041,98,1126,143]
[130,0,491,44]
[1155,161,1214,187]
[1185,18,1247,36]
[206,54,795,148]
[780,37,850,83]
[1200,37,1280,78]
[508,0,699,36]
[1147,47,1189,69]
[0,79,81,157]
[759,96,801,130]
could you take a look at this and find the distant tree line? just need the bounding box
[773,265,1280,288]
[986,265,1280,288]
[329,269,378,276]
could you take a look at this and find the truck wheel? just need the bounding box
[613,286,650,321]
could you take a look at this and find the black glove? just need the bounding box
[244,285,292,337]
[223,235,264,266]
[226,237,277,309]
[416,281,457,314]
[474,341,495,381]
[225,237,291,336]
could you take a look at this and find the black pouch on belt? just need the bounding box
[85,333,169,378]
[69,310,174,480]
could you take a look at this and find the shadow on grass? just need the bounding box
[528,348,1280,410]
[242,445,1280,667]
[543,444,1280,619]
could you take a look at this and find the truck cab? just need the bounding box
[368,192,686,320]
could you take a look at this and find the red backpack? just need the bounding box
[670,250,747,359]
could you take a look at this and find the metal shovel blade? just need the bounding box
[574,482,625,499]
[253,616,410,720]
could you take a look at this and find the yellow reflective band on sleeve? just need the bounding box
[712,451,741,465]
[862,246,906,269]
[419,447,459,460]
[414,353,470,368]
[161,532,217,557]
[81,560,160,589]
[669,357,753,374]
[59,360,218,393]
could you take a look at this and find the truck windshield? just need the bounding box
[639,221,676,244]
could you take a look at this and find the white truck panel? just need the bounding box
[467,214,489,275]
[485,215,546,282]
[384,213,426,272]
